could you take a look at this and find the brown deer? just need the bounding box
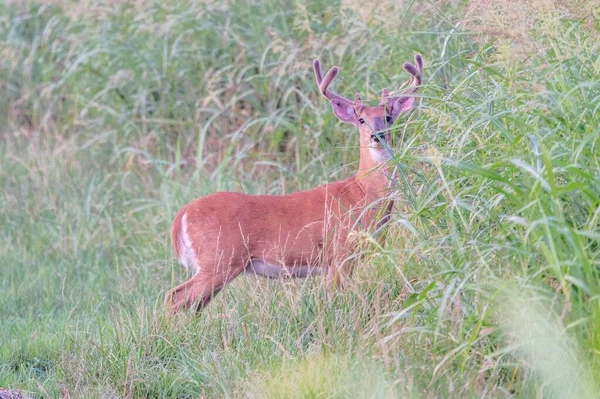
[165,54,423,312]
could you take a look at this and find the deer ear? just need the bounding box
[390,96,416,121]
[330,99,356,124]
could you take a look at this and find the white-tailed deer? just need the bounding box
[165,54,423,312]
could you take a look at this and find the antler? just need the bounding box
[381,54,423,104]
[313,59,354,106]
[402,54,423,94]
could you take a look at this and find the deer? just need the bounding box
[165,54,423,312]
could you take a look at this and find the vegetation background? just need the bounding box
[1,0,599,397]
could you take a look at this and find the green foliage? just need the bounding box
[1,0,599,397]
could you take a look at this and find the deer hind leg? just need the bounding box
[165,265,244,313]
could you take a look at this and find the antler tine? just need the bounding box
[313,59,353,104]
[401,53,423,93]
[313,59,324,85]
[380,88,389,104]
[319,66,339,97]
[414,53,423,72]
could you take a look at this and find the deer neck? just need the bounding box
[355,145,393,203]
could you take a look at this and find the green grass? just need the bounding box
[1,0,599,397]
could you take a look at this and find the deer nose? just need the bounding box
[370,132,385,142]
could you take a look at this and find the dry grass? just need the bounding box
[464,0,599,63]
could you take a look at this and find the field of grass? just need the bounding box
[1,0,599,397]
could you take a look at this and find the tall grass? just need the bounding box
[1,0,599,397]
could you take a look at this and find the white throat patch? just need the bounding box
[368,146,392,164]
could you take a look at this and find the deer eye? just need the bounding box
[386,115,393,124]
[358,118,365,124]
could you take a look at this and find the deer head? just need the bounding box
[313,54,423,165]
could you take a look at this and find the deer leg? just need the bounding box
[323,227,355,289]
[327,251,355,289]
[165,267,242,313]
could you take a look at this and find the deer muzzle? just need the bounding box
[370,132,385,143]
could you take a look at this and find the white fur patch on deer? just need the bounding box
[178,213,199,273]
[369,146,392,165]
[246,260,324,278]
